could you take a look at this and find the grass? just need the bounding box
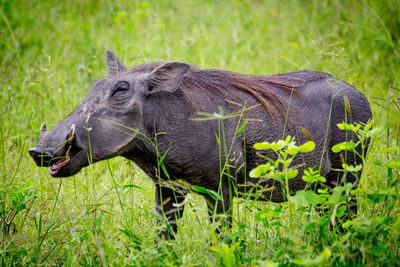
[1,0,400,265]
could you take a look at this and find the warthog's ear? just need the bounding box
[146,62,190,93]
[106,51,127,77]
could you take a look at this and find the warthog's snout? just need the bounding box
[29,123,84,176]
[28,146,53,167]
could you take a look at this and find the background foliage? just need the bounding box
[1,0,399,265]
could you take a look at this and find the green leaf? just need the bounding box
[328,186,345,204]
[123,184,142,189]
[337,122,361,133]
[302,168,326,184]
[336,205,347,218]
[344,182,354,196]
[256,209,275,220]
[254,142,271,150]
[286,169,299,179]
[249,163,274,178]
[303,221,316,232]
[212,243,238,267]
[235,120,248,135]
[367,245,386,257]
[393,218,400,231]
[332,141,356,153]
[290,190,323,205]
[271,142,282,152]
[388,160,400,169]
[249,167,261,178]
[160,163,170,178]
[298,141,316,153]
[287,146,299,155]
[342,220,355,229]
[293,249,331,266]
[255,207,282,221]
[192,186,222,201]
[371,216,384,226]
[118,228,134,238]
[364,119,374,131]
[331,144,342,153]
[304,190,324,205]
[380,146,399,153]
[342,163,362,172]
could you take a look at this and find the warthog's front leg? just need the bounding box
[155,184,186,240]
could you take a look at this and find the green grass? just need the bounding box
[1,0,400,265]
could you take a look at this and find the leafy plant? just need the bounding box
[251,135,315,202]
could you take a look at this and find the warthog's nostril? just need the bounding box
[29,147,40,158]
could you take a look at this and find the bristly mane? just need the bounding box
[131,63,305,117]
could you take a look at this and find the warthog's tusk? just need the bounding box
[67,124,76,145]
[70,124,75,137]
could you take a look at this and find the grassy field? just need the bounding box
[1,0,400,265]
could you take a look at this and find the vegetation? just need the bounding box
[1,0,399,265]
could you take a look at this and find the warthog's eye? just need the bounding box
[111,81,130,97]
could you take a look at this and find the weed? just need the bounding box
[1,0,400,265]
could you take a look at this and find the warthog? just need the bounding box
[29,51,372,238]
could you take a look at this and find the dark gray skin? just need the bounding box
[29,51,372,239]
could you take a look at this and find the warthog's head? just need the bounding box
[29,51,189,177]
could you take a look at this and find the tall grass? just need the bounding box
[1,0,399,265]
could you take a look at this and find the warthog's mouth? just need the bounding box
[49,148,78,176]
[49,128,83,176]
